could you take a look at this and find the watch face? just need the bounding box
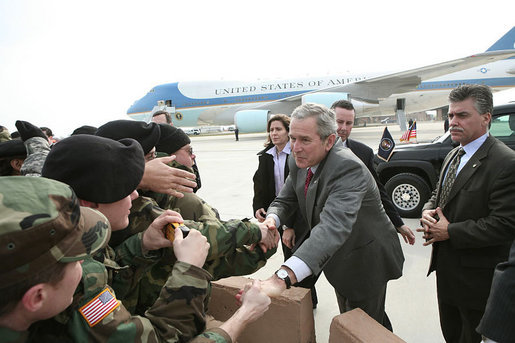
[277,269,288,278]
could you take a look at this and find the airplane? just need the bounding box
[127,27,515,133]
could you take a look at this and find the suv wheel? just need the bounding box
[385,173,431,218]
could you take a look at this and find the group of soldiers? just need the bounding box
[0,120,279,342]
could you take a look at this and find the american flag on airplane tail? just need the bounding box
[79,288,120,327]
[400,121,417,142]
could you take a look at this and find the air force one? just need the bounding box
[127,27,515,132]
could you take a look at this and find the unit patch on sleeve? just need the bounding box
[79,288,120,327]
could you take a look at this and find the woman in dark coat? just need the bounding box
[252,114,292,256]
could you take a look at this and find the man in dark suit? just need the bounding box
[418,85,515,343]
[259,103,404,329]
[331,99,415,245]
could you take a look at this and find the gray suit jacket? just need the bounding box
[268,140,404,301]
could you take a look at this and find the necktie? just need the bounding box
[439,148,465,207]
[304,168,313,197]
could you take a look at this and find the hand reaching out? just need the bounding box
[139,156,197,197]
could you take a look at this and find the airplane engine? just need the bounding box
[301,92,349,108]
[234,110,270,133]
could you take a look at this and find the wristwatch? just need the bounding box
[275,268,292,289]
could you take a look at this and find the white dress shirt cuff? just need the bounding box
[267,214,281,228]
[283,256,312,283]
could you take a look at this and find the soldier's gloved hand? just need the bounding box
[15,120,47,142]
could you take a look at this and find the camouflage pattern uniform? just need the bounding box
[29,259,231,343]
[119,194,274,315]
[8,143,234,342]
[26,213,233,342]
[20,136,50,177]
[0,176,111,343]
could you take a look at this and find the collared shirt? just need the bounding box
[266,141,291,196]
[267,163,320,283]
[457,132,488,174]
[443,132,488,182]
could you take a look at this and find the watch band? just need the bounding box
[275,269,292,289]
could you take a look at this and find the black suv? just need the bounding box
[375,103,515,218]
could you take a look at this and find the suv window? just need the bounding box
[491,113,515,148]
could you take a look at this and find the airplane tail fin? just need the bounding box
[486,26,515,51]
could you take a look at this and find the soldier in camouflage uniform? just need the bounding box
[95,121,278,313]
[36,134,271,342]
[0,176,111,343]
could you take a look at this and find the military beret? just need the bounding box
[0,139,26,159]
[42,135,145,204]
[96,120,160,155]
[155,124,191,155]
[0,176,111,288]
[71,125,98,136]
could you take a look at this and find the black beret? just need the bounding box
[155,124,191,155]
[0,140,26,159]
[71,125,98,136]
[41,135,145,203]
[95,120,160,155]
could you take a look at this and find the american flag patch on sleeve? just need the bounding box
[79,288,120,327]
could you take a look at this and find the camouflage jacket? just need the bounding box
[117,195,274,314]
[20,136,49,177]
[28,256,231,342]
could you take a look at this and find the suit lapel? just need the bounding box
[443,136,493,207]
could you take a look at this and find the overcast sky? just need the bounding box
[1,0,514,136]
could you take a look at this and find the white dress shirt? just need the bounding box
[267,164,319,282]
[266,141,291,196]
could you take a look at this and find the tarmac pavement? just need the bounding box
[191,121,447,342]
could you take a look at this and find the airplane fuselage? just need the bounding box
[127,59,515,129]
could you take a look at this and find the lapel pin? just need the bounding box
[473,164,477,168]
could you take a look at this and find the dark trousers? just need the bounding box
[438,298,483,343]
[335,284,393,332]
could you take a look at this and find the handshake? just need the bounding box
[254,217,280,253]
